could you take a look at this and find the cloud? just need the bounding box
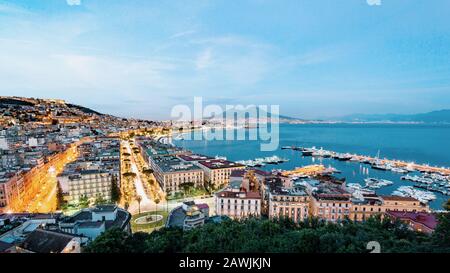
[366,0,381,6]
[170,30,197,39]
[196,48,212,70]
[66,0,81,6]
[0,3,31,14]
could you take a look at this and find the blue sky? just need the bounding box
[1,0,450,120]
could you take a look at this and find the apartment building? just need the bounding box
[150,155,204,193]
[310,183,353,222]
[350,194,429,221]
[58,169,116,202]
[197,159,245,189]
[268,187,310,223]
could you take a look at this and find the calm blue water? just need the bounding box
[174,124,450,209]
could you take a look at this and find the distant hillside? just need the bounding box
[0,96,103,116]
[66,103,103,116]
[333,109,450,123]
[209,106,305,122]
[0,97,35,107]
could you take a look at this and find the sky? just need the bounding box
[1,0,450,120]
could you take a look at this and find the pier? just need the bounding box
[283,146,450,176]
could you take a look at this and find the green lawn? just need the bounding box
[130,210,169,233]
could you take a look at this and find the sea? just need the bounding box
[173,123,450,210]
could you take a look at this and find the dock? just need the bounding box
[283,146,450,176]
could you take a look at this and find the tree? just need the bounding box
[154,198,160,215]
[83,214,448,254]
[180,182,195,196]
[136,195,142,214]
[111,175,120,203]
[143,169,154,176]
[432,213,450,252]
[123,172,136,178]
[444,199,450,211]
[56,181,65,210]
[78,196,90,209]
[83,228,130,253]
[94,194,107,205]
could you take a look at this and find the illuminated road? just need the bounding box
[17,146,77,213]
[123,140,154,214]
[122,138,216,216]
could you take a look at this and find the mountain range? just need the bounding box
[330,109,450,123]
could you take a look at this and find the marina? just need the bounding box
[392,186,437,204]
[286,146,450,177]
[175,123,450,210]
[236,155,289,167]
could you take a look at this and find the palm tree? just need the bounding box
[154,198,160,216]
[165,189,172,212]
[136,195,142,214]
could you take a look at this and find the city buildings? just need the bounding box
[0,205,130,252]
[57,138,121,204]
[1,96,163,213]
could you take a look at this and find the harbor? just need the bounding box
[284,146,450,177]
[175,124,450,210]
[236,155,289,167]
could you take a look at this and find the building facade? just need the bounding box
[197,159,245,189]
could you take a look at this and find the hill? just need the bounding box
[208,106,306,123]
[332,109,450,123]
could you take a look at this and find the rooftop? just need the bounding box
[18,229,77,253]
[386,211,438,230]
[382,195,420,202]
[152,155,202,173]
[198,159,245,170]
[178,154,214,162]
[216,190,261,199]
[230,169,271,177]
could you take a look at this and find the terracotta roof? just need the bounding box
[385,211,438,230]
[198,159,244,169]
[382,195,419,202]
[216,190,261,199]
[230,169,271,177]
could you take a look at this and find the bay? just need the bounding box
[174,123,450,210]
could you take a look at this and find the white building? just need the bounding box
[0,137,8,150]
[57,169,117,203]
[27,137,38,147]
[59,205,131,241]
[215,190,261,219]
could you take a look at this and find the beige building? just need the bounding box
[310,185,353,222]
[58,169,116,202]
[350,195,429,221]
[268,187,310,223]
[150,155,204,193]
[197,159,245,189]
